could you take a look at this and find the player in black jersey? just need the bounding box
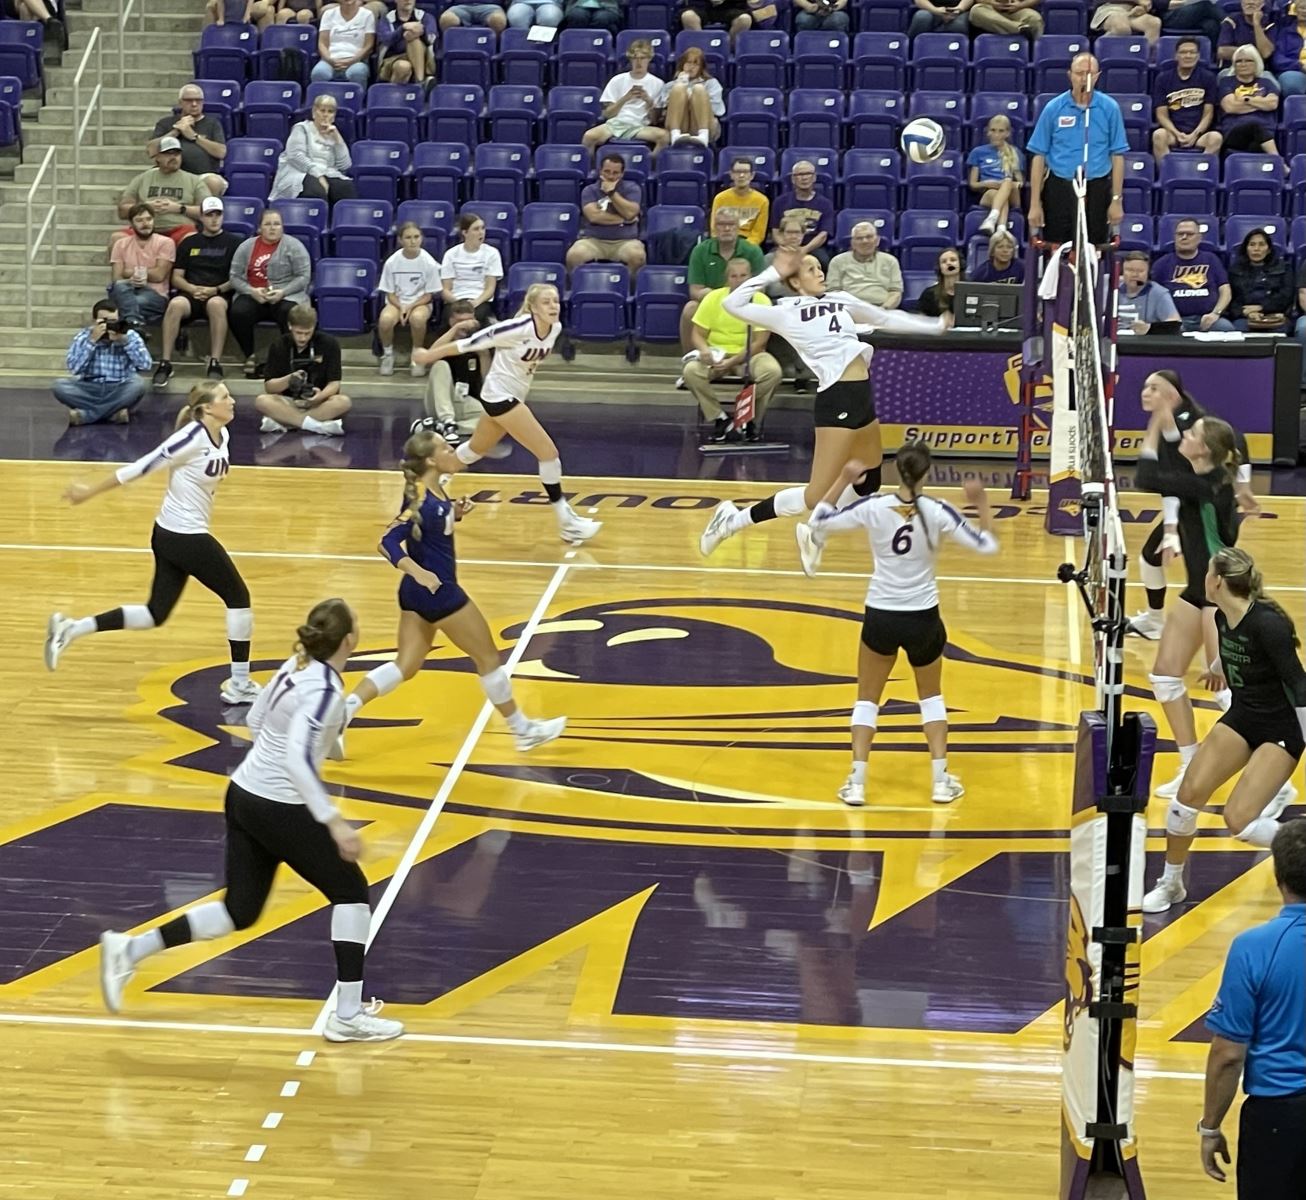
[1126,371,1259,642]
[1143,548,1306,912]
[1135,405,1241,801]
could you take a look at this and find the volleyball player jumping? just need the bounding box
[412,283,601,544]
[1142,548,1305,912]
[100,598,404,1042]
[805,444,999,806]
[44,381,259,704]
[699,248,951,572]
[335,427,566,757]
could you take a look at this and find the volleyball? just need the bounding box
[900,117,946,164]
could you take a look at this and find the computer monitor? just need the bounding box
[954,282,1022,333]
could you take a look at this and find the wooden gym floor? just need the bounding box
[2,458,1302,1199]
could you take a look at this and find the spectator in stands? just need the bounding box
[228,208,313,376]
[762,218,804,298]
[1218,0,1274,65]
[148,84,227,199]
[682,209,765,353]
[311,0,376,84]
[440,214,503,325]
[377,0,437,83]
[1116,251,1182,335]
[561,0,622,31]
[1091,0,1160,44]
[1152,218,1235,331]
[1227,227,1295,332]
[377,221,441,377]
[439,1,508,32]
[917,247,964,316]
[1218,45,1283,155]
[825,220,903,308]
[508,0,563,27]
[269,94,357,207]
[255,303,351,436]
[1027,54,1127,246]
[967,114,1025,236]
[771,160,833,263]
[711,159,770,248]
[566,152,647,276]
[661,48,724,147]
[206,0,274,27]
[971,229,1023,283]
[793,0,851,32]
[114,138,210,248]
[584,40,668,154]
[1159,0,1221,53]
[274,0,319,23]
[685,256,780,443]
[52,300,151,426]
[422,298,483,444]
[1152,36,1222,159]
[680,0,753,44]
[908,0,972,39]
[156,196,242,387]
[109,204,176,330]
[968,0,1044,41]
[1271,1,1306,96]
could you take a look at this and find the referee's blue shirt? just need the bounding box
[1026,90,1129,182]
[1206,903,1306,1096]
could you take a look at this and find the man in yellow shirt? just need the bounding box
[710,158,770,247]
[684,256,781,442]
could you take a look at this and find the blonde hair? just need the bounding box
[517,282,559,317]
[1196,416,1240,483]
[294,597,354,670]
[1232,44,1265,73]
[400,428,439,543]
[1211,547,1299,645]
[987,116,1020,179]
[175,380,225,429]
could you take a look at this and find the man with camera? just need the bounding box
[253,303,352,436]
[52,299,153,426]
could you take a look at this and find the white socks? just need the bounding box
[931,758,948,785]
[336,980,363,1020]
[128,929,164,965]
[1179,744,1198,767]
[849,761,866,785]
[1161,861,1184,883]
[69,616,97,641]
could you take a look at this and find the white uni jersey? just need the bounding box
[114,421,230,535]
[810,493,999,610]
[723,266,946,392]
[233,656,345,823]
[456,314,560,406]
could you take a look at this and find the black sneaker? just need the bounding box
[710,416,729,443]
[206,358,224,380]
[743,421,759,442]
[152,360,174,389]
[439,419,461,445]
[410,415,439,436]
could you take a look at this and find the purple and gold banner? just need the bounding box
[871,344,1276,463]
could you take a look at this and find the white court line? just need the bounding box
[244,1145,266,1163]
[308,562,573,1037]
[226,1180,248,1197]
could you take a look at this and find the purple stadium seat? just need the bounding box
[601,140,652,185]
[534,143,591,204]
[652,144,710,208]
[911,33,969,93]
[241,81,300,142]
[271,197,329,260]
[644,204,705,262]
[841,149,902,210]
[349,140,410,204]
[634,265,689,342]
[556,29,613,88]
[793,31,849,92]
[192,23,255,83]
[898,210,960,270]
[901,270,933,308]
[1224,214,1288,254]
[848,90,905,150]
[504,262,566,317]
[908,91,964,139]
[1116,215,1153,252]
[1159,153,1219,215]
[1032,36,1089,93]
[222,196,262,240]
[257,24,316,84]
[962,208,1026,242]
[1095,35,1151,93]
[313,258,377,334]
[193,80,241,135]
[673,29,728,78]
[973,35,1029,93]
[474,142,532,206]
[0,22,42,94]
[905,150,964,210]
[440,26,496,90]
[223,137,280,198]
[1115,93,1153,152]
[488,85,544,145]
[521,202,581,263]
[1042,0,1089,36]
[362,83,423,144]
[1292,216,1306,268]
[1281,97,1306,158]
[788,90,844,148]
[725,88,783,147]
[852,32,908,92]
[855,0,911,34]
[1121,151,1155,214]
[1291,155,1306,218]
[1158,212,1219,251]
[627,1,673,29]
[426,84,483,145]
[969,93,1029,151]
[569,264,631,341]
[1223,153,1285,216]
[734,30,789,89]
[396,199,456,257]
[413,142,469,204]
[459,201,518,261]
[544,86,601,145]
[304,80,363,141]
[330,199,394,260]
[498,28,552,87]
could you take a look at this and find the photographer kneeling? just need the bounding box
[52,299,153,426]
[254,303,351,436]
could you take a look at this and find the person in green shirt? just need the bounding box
[681,209,765,354]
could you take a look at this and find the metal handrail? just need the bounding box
[118,0,145,87]
[72,25,105,204]
[24,147,58,330]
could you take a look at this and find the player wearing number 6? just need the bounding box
[804,442,999,807]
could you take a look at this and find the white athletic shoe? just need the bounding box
[1155,765,1187,800]
[700,500,741,558]
[1126,609,1164,640]
[379,349,395,376]
[515,715,566,752]
[1261,782,1297,822]
[558,507,602,543]
[410,359,427,378]
[932,773,965,804]
[837,775,865,807]
[220,677,262,705]
[44,611,73,671]
[323,998,404,1043]
[260,416,288,433]
[99,930,134,1013]
[314,419,345,437]
[795,522,826,578]
[1142,874,1187,914]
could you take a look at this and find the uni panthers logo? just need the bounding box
[1058,498,1083,517]
[1001,352,1055,430]
[1170,263,1211,290]
[1063,892,1094,1050]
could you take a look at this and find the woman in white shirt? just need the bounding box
[269,93,356,207]
[440,214,503,326]
[377,221,442,377]
[661,48,725,146]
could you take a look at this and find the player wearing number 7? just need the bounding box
[804,442,999,807]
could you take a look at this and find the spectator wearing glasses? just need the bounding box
[1115,251,1181,335]
[771,160,833,264]
[1218,44,1283,155]
[1152,219,1235,331]
[711,158,770,248]
[825,221,903,309]
[583,40,669,153]
[1152,37,1222,160]
[149,84,228,198]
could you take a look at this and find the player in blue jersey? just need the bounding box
[336,427,566,755]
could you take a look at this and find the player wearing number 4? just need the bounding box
[804,444,999,806]
[333,428,566,759]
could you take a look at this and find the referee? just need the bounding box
[1026,54,1128,246]
[1199,819,1306,1198]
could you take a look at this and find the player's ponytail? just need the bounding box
[294,597,354,670]
[1198,416,1239,484]
[400,428,437,542]
[1212,547,1300,647]
[895,440,935,550]
[176,380,225,429]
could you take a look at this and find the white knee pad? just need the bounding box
[775,486,810,518]
[851,700,879,730]
[122,604,156,630]
[538,457,563,485]
[1149,673,1187,704]
[225,607,253,641]
[919,694,947,725]
[1139,558,1167,591]
[330,902,371,945]
[479,666,513,706]
[1234,816,1279,848]
[190,900,236,941]
[455,442,483,466]
[1166,799,1201,837]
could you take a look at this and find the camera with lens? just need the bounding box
[101,318,130,336]
[286,370,316,402]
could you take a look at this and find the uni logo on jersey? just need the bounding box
[798,302,846,322]
[204,458,230,479]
